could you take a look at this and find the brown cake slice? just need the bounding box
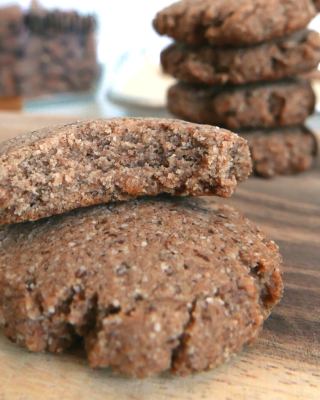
[167,80,315,130]
[241,126,317,178]
[0,117,251,225]
[153,0,316,46]
[161,30,320,85]
[0,195,283,378]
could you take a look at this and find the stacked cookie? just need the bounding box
[0,4,98,99]
[17,10,98,97]
[0,6,24,96]
[0,118,283,378]
[154,0,320,178]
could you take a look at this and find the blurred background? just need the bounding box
[0,0,178,119]
[0,0,320,128]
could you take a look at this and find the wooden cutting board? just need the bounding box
[0,112,319,400]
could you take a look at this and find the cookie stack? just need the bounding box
[18,10,98,97]
[0,118,283,378]
[0,4,98,99]
[0,5,24,97]
[154,0,320,178]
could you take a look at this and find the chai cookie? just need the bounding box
[241,126,317,178]
[313,0,320,11]
[161,30,320,85]
[0,195,283,378]
[0,117,251,225]
[168,80,315,130]
[153,0,316,46]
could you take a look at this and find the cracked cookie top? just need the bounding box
[0,195,283,377]
[153,0,316,46]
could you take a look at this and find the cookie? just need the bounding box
[241,126,317,178]
[0,117,251,225]
[0,195,283,378]
[153,0,316,46]
[298,68,320,81]
[313,0,320,11]
[168,80,315,130]
[161,30,320,85]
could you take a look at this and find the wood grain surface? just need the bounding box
[0,112,319,400]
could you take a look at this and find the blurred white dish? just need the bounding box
[108,53,176,109]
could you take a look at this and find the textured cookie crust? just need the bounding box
[0,196,283,378]
[168,80,315,130]
[153,0,316,46]
[161,30,320,85]
[242,126,317,178]
[0,117,251,225]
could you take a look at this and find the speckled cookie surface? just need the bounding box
[0,117,251,225]
[0,195,283,378]
[153,0,316,46]
[168,80,315,130]
[161,30,320,85]
[241,126,317,178]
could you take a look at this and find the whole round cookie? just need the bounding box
[168,80,315,130]
[241,126,317,178]
[0,196,283,378]
[0,117,251,226]
[153,0,316,46]
[161,30,320,85]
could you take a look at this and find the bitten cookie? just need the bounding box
[153,0,316,46]
[168,80,315,130]
[0,117,251,225]
[0,195,283,378]
[241,126,317,178]
[161,30,320,85]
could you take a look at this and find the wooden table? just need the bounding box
[0,112,319,400]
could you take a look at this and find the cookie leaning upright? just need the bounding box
[0,117,251,225]
[155,0,320,178]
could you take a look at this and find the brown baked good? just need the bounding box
[0,195,283,378]
[298,68,320,81]
[313,0,320,11]
[167,80,315,130]
[161,30,320,85]
[0,117,251,226]
[0,5,24,97]
[153,0,316,46]
[241,126,317,178]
